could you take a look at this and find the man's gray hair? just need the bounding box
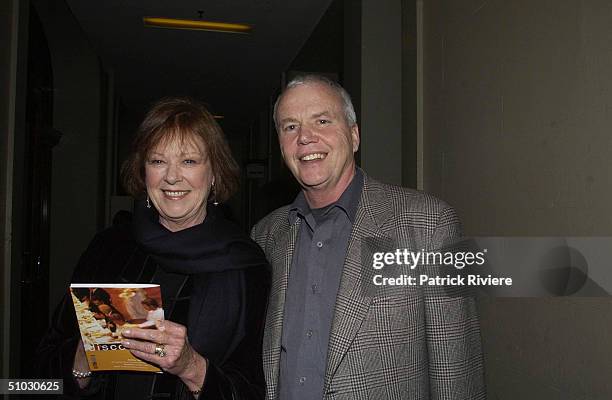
[273,74,357,129]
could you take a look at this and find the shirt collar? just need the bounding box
[288,168,364,224]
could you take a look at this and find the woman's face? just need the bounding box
[145,134,214,231]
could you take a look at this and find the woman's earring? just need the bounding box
[146,196,151,209]
[212,183,219,206]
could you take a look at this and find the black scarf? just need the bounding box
[132,200,266,362]
[133,200,265,274]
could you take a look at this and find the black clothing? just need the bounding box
[36,203,269,400]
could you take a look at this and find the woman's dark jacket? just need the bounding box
[36,204,269,399]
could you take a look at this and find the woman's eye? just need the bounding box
[149,159,163,165]
[183,159,197,165]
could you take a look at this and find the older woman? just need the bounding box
[37,97,269,399]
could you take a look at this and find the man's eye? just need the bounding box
[318,119,331,125]
[284,124,298,132]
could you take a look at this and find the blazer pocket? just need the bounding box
[370,292,422,307]
[363,294,425,342]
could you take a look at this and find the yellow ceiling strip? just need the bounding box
[143,17,252,34]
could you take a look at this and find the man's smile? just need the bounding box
[299,152,327,161]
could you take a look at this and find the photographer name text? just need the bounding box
[373,274,512,286]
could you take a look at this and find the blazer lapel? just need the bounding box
[264,216,301,398]
[324,176,393,391]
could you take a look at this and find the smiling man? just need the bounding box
[252,75,485,400]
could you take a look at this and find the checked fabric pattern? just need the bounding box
[251,173,486,400]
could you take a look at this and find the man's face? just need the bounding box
[276,82,359,199]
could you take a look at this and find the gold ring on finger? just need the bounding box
[154,343,166,358]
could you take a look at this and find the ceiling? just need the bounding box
[65,0,333,123]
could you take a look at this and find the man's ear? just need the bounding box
[350,124,360,153]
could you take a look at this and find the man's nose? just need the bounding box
[164,162,182,184]
[298,126,316,145]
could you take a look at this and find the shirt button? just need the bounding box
[299,376,306,385]
[311,284,318,293]
[316,241,323,248]
[306,329,313,338]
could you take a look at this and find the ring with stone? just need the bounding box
[154,343,167,357]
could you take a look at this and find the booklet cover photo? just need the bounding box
[70,283,164,372]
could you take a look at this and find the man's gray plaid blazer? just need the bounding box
[251,173,486,399]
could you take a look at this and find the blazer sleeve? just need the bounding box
[424,205,487,399]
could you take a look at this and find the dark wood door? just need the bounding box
[19,5,59,377]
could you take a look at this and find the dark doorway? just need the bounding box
[19,5,59,377]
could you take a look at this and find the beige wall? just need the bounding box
[0,0,18,378]
[1,0,30,377]
[422,0,612,397]
[360,0,404,185]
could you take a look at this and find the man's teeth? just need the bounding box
[301,153,326,161]
[164,191,188,196]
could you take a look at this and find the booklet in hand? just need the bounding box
[70,283,165,372]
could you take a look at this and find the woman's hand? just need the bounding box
[72,339,91,389]
[121,320,207,392]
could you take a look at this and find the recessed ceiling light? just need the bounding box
[143,17,252,34]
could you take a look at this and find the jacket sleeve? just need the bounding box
[424,205,486,399]
[198,266,269,400]
[35,232,112,398]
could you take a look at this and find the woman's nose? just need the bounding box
[164,162,182,184]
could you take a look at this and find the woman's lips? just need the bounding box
[162,190,189,199]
